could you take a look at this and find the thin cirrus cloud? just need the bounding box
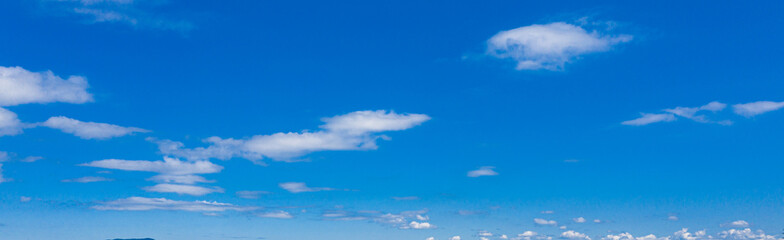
[148,110,430,164]
[61,176,113,183]
[467,166,499,177]
[486,21,632,71]
[623,100,784,126]
[235,191,271,199]
[39,0,194,32]
[92,196,256,212]
[81,157,223,196]
[256,210,294,219]
[40,116,149,140]
[278,182,342,193]
[322,208,432,230]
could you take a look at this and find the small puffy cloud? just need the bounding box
[149,110,429,164]
[534,218,557,226]
[622,113,676,126]
[450,236,462,240]
[718,228,776,240]
[0,66,92,106]
[467,166,499,177]
[41,116,149,140]
[93,196,256,212]
[723,220,750,228]
[256,210,293,219]
[602,233,664,240]
[408,221,435,229]
[561,231,591,240]
[0,108,24,137]
[278,182,338,193]
[668,215,679,221]
[142,183,223,196]
[732,101,784,117]
[236,191,271,199]
[486,21,632,70]
[573,217,586,223]
[61,176,113,183]
[20,196,32,202]
[593,219,602,223]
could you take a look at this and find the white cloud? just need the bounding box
[0,108,24,136]
[142,183,223,196]
[0,66,92,106]
[93,196,256,212]
[664,101,727,123]
[724,220,750,228]
[41,116,149,140]
[61,176,113,183]
[534,218,557,226]
[602,233,665,240]
[256,210,294,219]
[236,190,271,199]
[486,22,632,70]
[732,101,784,117]
[147,174,214,184]
[668,215,679,221]
[408,221,435,229]
[20,196,32,202]
[561,231,591,240]
[150,110,429,163]
[450,236,462,240]
[573,217,586,223]
[622,113,676,126]
[279,182,339,193]
[467,166,499,177]
[81,157,222,176]
[718,228,776,240]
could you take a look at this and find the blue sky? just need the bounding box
[1,0,784,240]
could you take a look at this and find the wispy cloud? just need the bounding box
[149,110,430,164]
[278,182,343,193]
[236,191,271,199]
[39,0,194,32]
[732,101,784,117]
[41,116,149,140]
[486,20,632,70]
[61,176,113,183]
[534,218,557,226]
[81,157,223,196]
[622,101,734,126]
[93,196,256,212]
[467,166,499,177]
[256,210,293,219]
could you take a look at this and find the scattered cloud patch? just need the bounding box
[142,183,223,196]
[486,21,632,70]
[236,191,271,199]
[93,197,256,212]
[622,113,676,126]
[408,221,435,229]
[467,166,499,177]
[623,101,735,126]
[0,66,92,106]
[732,101,784,117]
[148,110,429,164]
[41,116,149,140]
[62,176,113,183]
[723,220,750,228]
[256,210,293,219]
[561,231,591,240]
[279,182,341,193]
[0,108,24,136]
[534,218,557,226]
[20,196,32,202]
[573,217,586,223]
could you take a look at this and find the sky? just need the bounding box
[1,0,784,240]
